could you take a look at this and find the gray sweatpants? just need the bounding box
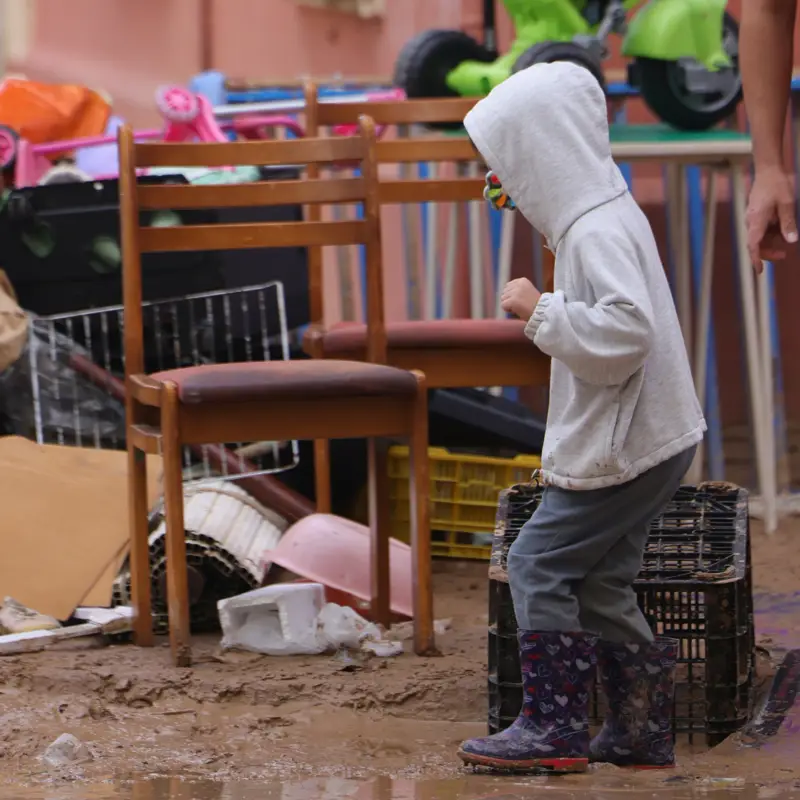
[508,446,697,643]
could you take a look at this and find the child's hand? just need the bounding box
[501,278,541,320]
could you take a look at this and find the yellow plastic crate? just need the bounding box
[388,446,541,560]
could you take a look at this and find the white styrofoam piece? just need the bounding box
[0,607,135,655]
[0,628,56,654]
[0,622,106,655]
[218,586,406,659]
[218,583,326,656]
[73,606,133,633]
[317,602,380,650]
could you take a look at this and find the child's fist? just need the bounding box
[501,278,541,320]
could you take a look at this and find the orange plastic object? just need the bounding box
[266,513,413,619]
[0,79,110,150]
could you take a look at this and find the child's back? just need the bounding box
[464,62,705,489]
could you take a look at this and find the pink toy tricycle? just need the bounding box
[13,87,235,187]
[156,84,404,140]
[12,84,405,187]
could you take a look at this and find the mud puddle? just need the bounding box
[2,774,800,800]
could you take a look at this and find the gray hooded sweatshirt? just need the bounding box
[464,62,706,490]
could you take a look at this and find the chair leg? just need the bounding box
[313,439,332,513]
[161,382,191,667]
[307,328,333,515]
[409,371,435,656]
[367,437,391,628]
[128,443,153,647]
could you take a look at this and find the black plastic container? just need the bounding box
[0,167,308,331]
[487,482,755,747]
[0,175,221,315]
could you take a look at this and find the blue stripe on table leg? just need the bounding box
[417,160,431,317]
[687,165,725,480]
[353,166,367,322]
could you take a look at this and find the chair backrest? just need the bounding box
[117,116,386,374]
[303,83,556,294]
[303,83,484,205]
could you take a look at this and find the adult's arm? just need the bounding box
[741,0,797,172]
[741,0,799,266]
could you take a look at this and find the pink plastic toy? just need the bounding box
[155,86,307,162]
[12,85,408,187]
[14,129,160,187]
[265,513,414,619]
[155,85,230,144]
[0,124,20,170]
[156,85,405,143]
[14,87,228,186]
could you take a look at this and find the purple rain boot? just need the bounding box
[589,637,678,769]
[458,630,597,773]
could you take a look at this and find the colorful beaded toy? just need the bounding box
[483,170,516,211]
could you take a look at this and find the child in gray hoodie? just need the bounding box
[458,62,706,773]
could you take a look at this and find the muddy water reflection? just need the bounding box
[3,776,800,800]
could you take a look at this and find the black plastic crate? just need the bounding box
[487,481,755,747]
[0,167,308,332]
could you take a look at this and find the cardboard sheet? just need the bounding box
[0,270,28,372]
[77,544,129,609]
[0,437,162,619]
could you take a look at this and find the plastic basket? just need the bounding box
[487,481,755,747]
[388,446,541,560]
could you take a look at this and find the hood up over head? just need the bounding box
[464,61,628,249]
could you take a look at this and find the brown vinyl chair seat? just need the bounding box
[309,318,528,357]
[150,359,419,404]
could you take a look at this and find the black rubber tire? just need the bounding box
[512,41,606,92]
[635,12,742,131]
[393,28,494,100]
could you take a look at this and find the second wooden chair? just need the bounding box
[118,116,435,666]
[303,87,551,515]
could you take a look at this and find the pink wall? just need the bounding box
[8,0,485,325]
[211,0,484,87]
[9,0,204,125]
[10,0,483,126]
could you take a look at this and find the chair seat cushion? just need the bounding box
[151,359,418,404]
[313,318,528,356]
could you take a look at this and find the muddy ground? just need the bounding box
[1,518,799,792]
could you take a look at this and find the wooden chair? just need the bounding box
[117,116,434,666]
[303,87,551,513]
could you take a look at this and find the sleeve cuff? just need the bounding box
[524,292,554,342]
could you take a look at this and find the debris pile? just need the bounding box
[113,479,288,634]
[218,582,404,658]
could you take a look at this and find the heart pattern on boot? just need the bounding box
[589,637,679,768]
[458,630,598,769]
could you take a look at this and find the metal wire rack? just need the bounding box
[2,280,299,482]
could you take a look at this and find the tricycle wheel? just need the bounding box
[635,11,741,131]
[393,28,493,100]
[512,41,606,91]
[0,125,20,170]
[155,85,200,124]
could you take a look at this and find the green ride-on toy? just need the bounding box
[394,0,742,131]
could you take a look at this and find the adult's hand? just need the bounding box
[746,167,798,272]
